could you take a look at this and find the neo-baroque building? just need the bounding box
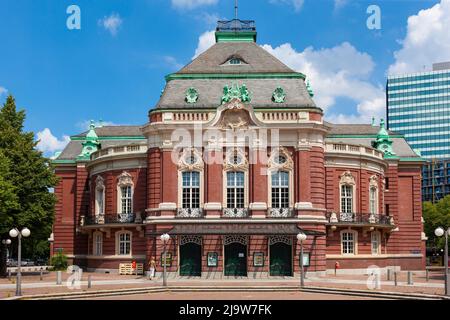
[52,20,426,277]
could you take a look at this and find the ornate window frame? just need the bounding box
[339,171,356,214]
[267,147,294,209]
[180,235,202,246]
[371,231,381,255]
[92,231,103,256]
[369,175,379,215]
[117,171,134,214]
[224,235,248,246]
[95,176,105,216]
[269,235,292,246]
[222,148,249,210]
[340,229,358,255]
[177,148,204,209]
[115,230,132,256]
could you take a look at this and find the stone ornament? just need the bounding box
[268,147,293,171]
[340,171,356,185]
[177,148,204,171]
[272,86,286,103]
[223,208,248,218]
[185,87,199,104]
[224,148,248,171]
[117,171,133,187]
[96,175,105,189]
[221,82,252,104]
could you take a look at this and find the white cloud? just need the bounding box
[164,56,184,70]
[388,0,450,75]
[269,0,304,12]
[36,129,70,154]
[172,0,218,10]
[98,13,123,36]
[0,86,7,98]
[262,42,385,123]
[192,30,215,59]
[334,0,348,10]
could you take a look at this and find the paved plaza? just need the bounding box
[0,270,447,299]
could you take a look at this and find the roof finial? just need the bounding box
[235,0,238,20]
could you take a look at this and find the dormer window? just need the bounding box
[229,58,242,65]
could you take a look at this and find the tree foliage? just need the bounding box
[423,196,450,249]
[0,95,59,276]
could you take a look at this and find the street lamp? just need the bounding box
[435,227,449,296]
[9,227,31,296]
[160,233,171,287]
[297,231,307,288]
[2,239,11,262]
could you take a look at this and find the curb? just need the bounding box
[3,285,449,301]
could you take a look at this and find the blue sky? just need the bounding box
[0,0,449,155]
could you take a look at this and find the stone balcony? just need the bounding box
[90,144,148,161]
[325,143,384,160]
[222,208,249,218]
[81,212,144,227]
[326,212,395,228]
[267,208,295,218]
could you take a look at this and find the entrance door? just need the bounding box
[270,242,292,276]
[179,243,202,276]
[224,243,247,276]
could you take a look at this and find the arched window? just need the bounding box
[371,231,381,255]
[268,148,293,212]
[226,171,245,208]
[341,230,357,255]
[341,185,353,213]
[93,231,103,256]
[116,231,132,256]
[117,172,133,214]
[369,175,379,215]
[182,171,200,208]
[339,171,356,214]
[95,176,105,215]
[177,148,204,211]
[271,171,289,209]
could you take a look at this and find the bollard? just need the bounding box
[387,269,392,281]
[56,271,62,285]
[88,275,92,289]
[407,271,413,285]
[374,273,381,289]
[394,271,398,286]
[8,269,11,280]
[426,268,429,282]
[40,269,43,281]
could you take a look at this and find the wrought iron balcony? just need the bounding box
[326,212,394,226]
[268,208,294,218]
[81,212,143,226]
[222,208,249,218]
[216,19,256,32]
[177,208,204,219]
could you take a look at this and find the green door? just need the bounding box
[270,242,292,276]
[179,243,202,276]
[225,243,247,276]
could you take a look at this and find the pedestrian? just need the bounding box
[148,258,156,280]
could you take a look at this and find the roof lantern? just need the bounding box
[215,19,257,43]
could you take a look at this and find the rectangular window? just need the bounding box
[271,171,289,208]
[371,232,380,255]
[341,185,353,213]
[342,232,355,255]
[226,171,245,208]
[96,188,104,214]
[118,233,131,255]
[120,186,132,214]
[182,171,200,208]
[385,178,389,190]
[93,233,103,256]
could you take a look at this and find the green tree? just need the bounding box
[423,196,450,250]
[0,95,59,277]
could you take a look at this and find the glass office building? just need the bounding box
[387,62,450,202]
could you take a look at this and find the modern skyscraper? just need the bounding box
[387,62,450,202]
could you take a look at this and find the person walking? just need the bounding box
[148,258,156,280]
